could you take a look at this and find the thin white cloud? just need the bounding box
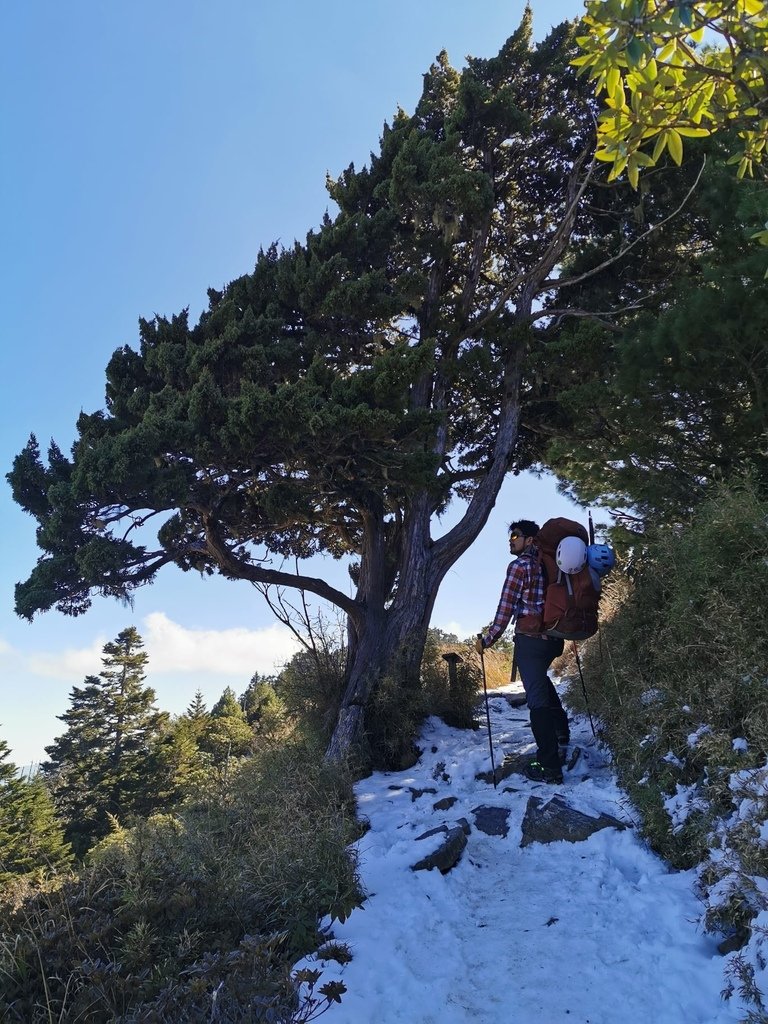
[25,637,107,681]
[142,612,300,676]
[15,615,301,682]
[434,620,471,641]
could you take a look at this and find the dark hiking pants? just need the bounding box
[513,634,568,771]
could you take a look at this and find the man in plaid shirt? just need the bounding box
[478,518,569,784]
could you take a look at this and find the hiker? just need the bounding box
[477,519,569,784]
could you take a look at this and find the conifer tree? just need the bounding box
[156,716,213,802]
[8,14,712,762]
[0,736,71,881]
[210,686,245,720]
[242,674,286,737]
[201,686,254,765]
[43,628,169,853]
[542,161,768,519]
[186,690,208,722]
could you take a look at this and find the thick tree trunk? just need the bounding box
[324,601,435,765]
[325,536,437,764]
[325,345,527,765]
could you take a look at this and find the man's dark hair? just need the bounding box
[508,519,539,538]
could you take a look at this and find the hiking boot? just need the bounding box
[524,760,563,785]
[556,733,570,766]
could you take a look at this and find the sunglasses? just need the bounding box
[509,532,523,541]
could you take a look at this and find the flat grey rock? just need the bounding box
[520,794,628,848]
[471,805,511,837]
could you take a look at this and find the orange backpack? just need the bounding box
[536,518,600,640]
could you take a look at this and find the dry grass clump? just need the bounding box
[421,640,480,731]
[433,642,511,691]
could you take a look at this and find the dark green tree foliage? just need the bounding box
[43,628,168,853]
[155,715,213,803]
[542,163,768,519]
[153,687,215,797]
[0,738,19,858]
[241,673,264,726]
[241,673,285,736]
[8,15,687,761]
[210,685,245,720]
[0,736,71,881]
[201,686,254,763]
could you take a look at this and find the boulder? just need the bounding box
[476,751,531,785]
[717,927,751,955]
[411,822,468,873]
[471,805,511,837]
[520,794,628,848]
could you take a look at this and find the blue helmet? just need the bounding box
[586,543,616,576]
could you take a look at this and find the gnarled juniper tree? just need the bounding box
[8,15,690,763]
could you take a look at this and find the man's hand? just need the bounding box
[475,635,485,654]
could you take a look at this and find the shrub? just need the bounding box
[276,645,347,745]
[0,741,362,1023]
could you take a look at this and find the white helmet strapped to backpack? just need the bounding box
[555,535,588,575]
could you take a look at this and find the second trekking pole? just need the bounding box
[477,635,497,788]
[572,641,597,739]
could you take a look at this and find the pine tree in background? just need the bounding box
[241,674,263,726]
[42,628,169,855]
[0,735,71,881]
[201,686,255,767]
[186,689,209,724]
[210,686,244,720]
[242,674,286,739]
[155,691,214,802]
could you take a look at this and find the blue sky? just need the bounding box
[1,0,589,765]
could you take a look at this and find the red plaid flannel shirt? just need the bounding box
[483,544,545,646]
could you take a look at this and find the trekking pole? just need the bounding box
[477,635,497,788]
[599,625,623,707]
[572,641,597,739]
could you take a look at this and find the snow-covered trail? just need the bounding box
[304,683,743,1024]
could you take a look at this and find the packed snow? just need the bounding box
[298,679,746,1024]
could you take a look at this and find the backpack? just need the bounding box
[536,518,601,640]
